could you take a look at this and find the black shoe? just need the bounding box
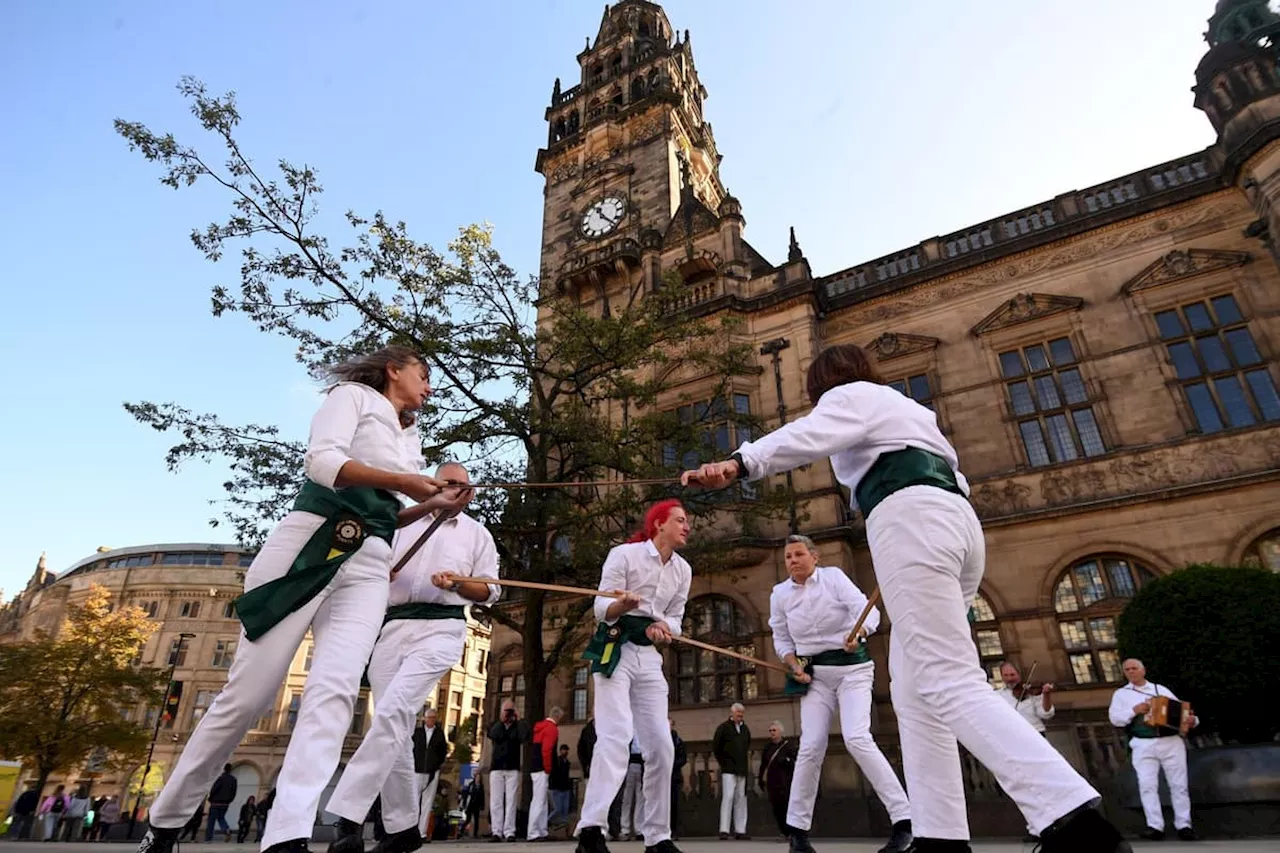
[735,835,751,841]
[912,841,971,852]
[370,828,422,853]
[328,819,365,853]
[137,826,180,853]
[644,841,683,853]
[577,827,611,853]
[1036,806,1132,853]
[1138,828,1165,841]
[1177,828,1197,842]
[879,820,913,853]
[789,830,815,853]
[264,840,312,853]
[719,834,731,841]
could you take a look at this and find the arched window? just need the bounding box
[674,595,758,706]
[1053,555,1154,684]
[1244,527,1280,573]
[970,592,1004,687]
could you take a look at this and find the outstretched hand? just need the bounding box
[681,460,740,488]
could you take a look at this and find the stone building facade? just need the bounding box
[0,544,492,828]
[484,0,1280,836]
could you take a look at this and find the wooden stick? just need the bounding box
[672,635,791,674]
[448,476,696,491]
[845,587,883,647]
[440,574,631,599]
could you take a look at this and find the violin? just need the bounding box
[1011,682,1049,700]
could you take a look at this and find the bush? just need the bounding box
[1116,564,1280,743]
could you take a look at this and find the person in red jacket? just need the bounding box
[528,708,565,841]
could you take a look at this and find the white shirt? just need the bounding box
[303,382,424,491]
[996,686,1055,732]
[1108,680,1198,733]
[594,540,691,636]
[769,566,880,659]
[389,511,500,606]
[735,382,969,506]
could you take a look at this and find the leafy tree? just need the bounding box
[450,713,479,766]
[114,78,791,770]
[0,586,168,794]
[1116,563,1280,743]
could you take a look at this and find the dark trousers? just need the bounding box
[670,782,680,838]
[608,789,622,838]
[13,815,35,839]
[206,804,230,840]
[769,794,791,837]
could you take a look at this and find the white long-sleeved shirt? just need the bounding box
[389,511,500,607]
[594,540,691,636]
[996,686,1055,732]
[303,382,424,490]
[735,381,969,506]
[1108,680,1198,734]
[769,566,880,659]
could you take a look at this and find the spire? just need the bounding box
[788,227,804,262]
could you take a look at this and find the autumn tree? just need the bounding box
[114,79,791,750]
[0,585,168,794]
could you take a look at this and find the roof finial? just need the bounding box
[788,227,804,262]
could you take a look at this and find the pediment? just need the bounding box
[865,332,940,362]
[971,292,1084,337]
[1121,248,1251,295]
[663,197,720,249]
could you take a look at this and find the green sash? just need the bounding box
[235,481,400,642]
[384,602,466,624]
[582,615,655,677]
[855,447,965,518]
[784,645,871,697]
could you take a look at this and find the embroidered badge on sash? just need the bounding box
[601,624,623,665]
[327,514,367,560]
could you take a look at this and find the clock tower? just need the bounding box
[535,1,757,309]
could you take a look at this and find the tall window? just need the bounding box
[662,393,756,470]
[1244,528,1280,573]
[572,666,590,721]
[674,596,758,705]
[178,601,201,619]
[970,592,1004,687]
[138,601,160,618]
[350,693,368,735]
[1154,294,1279,432]
[888,373,935,410]
[497,674,526,718]
[222,602,236,619]
[302,643,314,672]
[210,640,236,668]
[1053,555,1154,684]
[285,692,302,731]
[191,690,218,725]
[999,337,1106,466]
[166,638,189,667]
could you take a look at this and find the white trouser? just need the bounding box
[527,771,550,840]
[147,511,391,849]
[327,618,466,834]
[1132,736,1191,831]
[417,772,440,837]
[620,763,645,836]
[787,660,911,829]
[488,770,520,839]
[868,487,1100,840]
[719,773,748,834]
[579,644,675,844]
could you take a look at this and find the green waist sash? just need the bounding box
[784,645,871,697]
[855,447,965,518]
[582,615,655,677]
[1126,719,1177,739]
[384,602,467,624]
[235,481,400,642]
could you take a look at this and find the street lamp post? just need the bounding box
[128,631,196,838]
[760,337,798,533]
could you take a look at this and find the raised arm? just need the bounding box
[834,570,880,636]
[736,385,871,480]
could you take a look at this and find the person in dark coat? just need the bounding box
[253,789,274,843]
[237,796,257,844]
[758,721,798,838]
[577,718,622,838]
[178,801,205,843]
[10,784,39,839]
[713,704,752,839]
[461,777,484,839]
[670,718,687,841]
[205,764,237,841]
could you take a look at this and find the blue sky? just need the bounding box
[0,0,1219,593]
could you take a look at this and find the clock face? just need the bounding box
[580,194,627,239]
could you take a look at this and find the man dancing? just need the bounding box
[326,463,498,853]
[770,534,912,853]
[575,500,691,853]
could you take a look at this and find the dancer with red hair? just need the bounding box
[575,500,691,853]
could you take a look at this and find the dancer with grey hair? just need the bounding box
[140,346,458,853]
[770,535,911,853]
[326,461,500,853]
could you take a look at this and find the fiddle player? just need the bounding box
[996,662,1055,734]
[1107,659,1198,842]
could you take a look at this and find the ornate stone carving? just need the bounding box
[865,332,941,362]
[1120,248,1252,294]
[970,293,1084,337]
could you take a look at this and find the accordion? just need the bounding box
[1145,695,1193,734]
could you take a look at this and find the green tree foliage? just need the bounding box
[114,78,792,744]
[1116,563,1280,743]
[0,586,168,793]
[450,713,479,766]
